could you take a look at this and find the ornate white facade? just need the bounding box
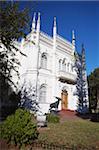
[17,13,78,114]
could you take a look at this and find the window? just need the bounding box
[62,58,66,71]
[41,53,47,69]
[59,59,62,70]
[39,84,46,103]
[67,63,69,72]
[71,64,74,72]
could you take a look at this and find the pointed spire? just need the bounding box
[36,12,40,46]
[31,12,36,32]
[53,17,57,37]
[72,30,75,40]
[36,12,40,32]
[72,30,76,50]
[38,12,40,22]
[54,17,56,27]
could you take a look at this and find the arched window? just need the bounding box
[67,63,69,72]
[71,64,74,72]
[62,58,66,71]
[41,53,47,69]
[39,84,47,103]
[59,59,62,70]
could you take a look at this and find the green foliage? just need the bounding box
[91,112,99,122]
[0,108,39,147]
[20,83,39,113]
[88,68,99,111]
[46,113,60,123]
[74,45,88,113]
[0,1,29,46]
[0,90,21,121]
[0,1,29,120]
[0,1,29,89]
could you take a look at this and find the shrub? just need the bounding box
[46,113,60,123]
[0,91,21,121]
[91,112,99,122]
[0,108,39,147]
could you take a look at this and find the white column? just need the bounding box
[35,12,41,101]
[52,17,57,99]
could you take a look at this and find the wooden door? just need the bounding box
[61,90,68,110]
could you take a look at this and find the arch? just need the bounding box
[59,59,62,70]
[39,84,47,103]
[67,62,70,72]
[62,86,68,92]
[41,53,47,69]
[71,64,74,72]
[61,87,68,110]
[62,58,66,71]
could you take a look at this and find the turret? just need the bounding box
[31,12,36,32]
[53,17,57,51]
[52,17,57,98]
[53,17,57,39]
[36,12,40,46]
[36,12,40,33]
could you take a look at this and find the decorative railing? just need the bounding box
[58,70,77,83]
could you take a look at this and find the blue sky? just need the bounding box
[19,1,99,75]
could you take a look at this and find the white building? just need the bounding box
[18,12,79,114]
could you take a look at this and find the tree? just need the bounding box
[0,1,29,95]
[81,45,89,108]
[88,68,99,112]
[19,82,39,114]
[0,1,29,120]
[0,2,28,89]
[74,45,89,114]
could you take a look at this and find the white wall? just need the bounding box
[18,27,78,114]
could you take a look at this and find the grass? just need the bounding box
[38,120,99,149]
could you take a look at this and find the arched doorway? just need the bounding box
[61,90,68,110]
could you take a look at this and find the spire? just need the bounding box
[31,12,36,32]
[72,30,76,50]
[36,12,40,32]
[54,17,56,27]
[52,17,57,77]
[53,17,57,37]
[36,12,40,46]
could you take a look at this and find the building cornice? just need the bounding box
[40,31,53,47]
[57,34,72,47]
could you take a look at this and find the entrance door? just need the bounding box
[61,90,68,110]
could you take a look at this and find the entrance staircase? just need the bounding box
[58,109,79,122]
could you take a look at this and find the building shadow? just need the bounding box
[75,112,92,120]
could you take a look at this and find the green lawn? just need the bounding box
[38,120,99,149]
